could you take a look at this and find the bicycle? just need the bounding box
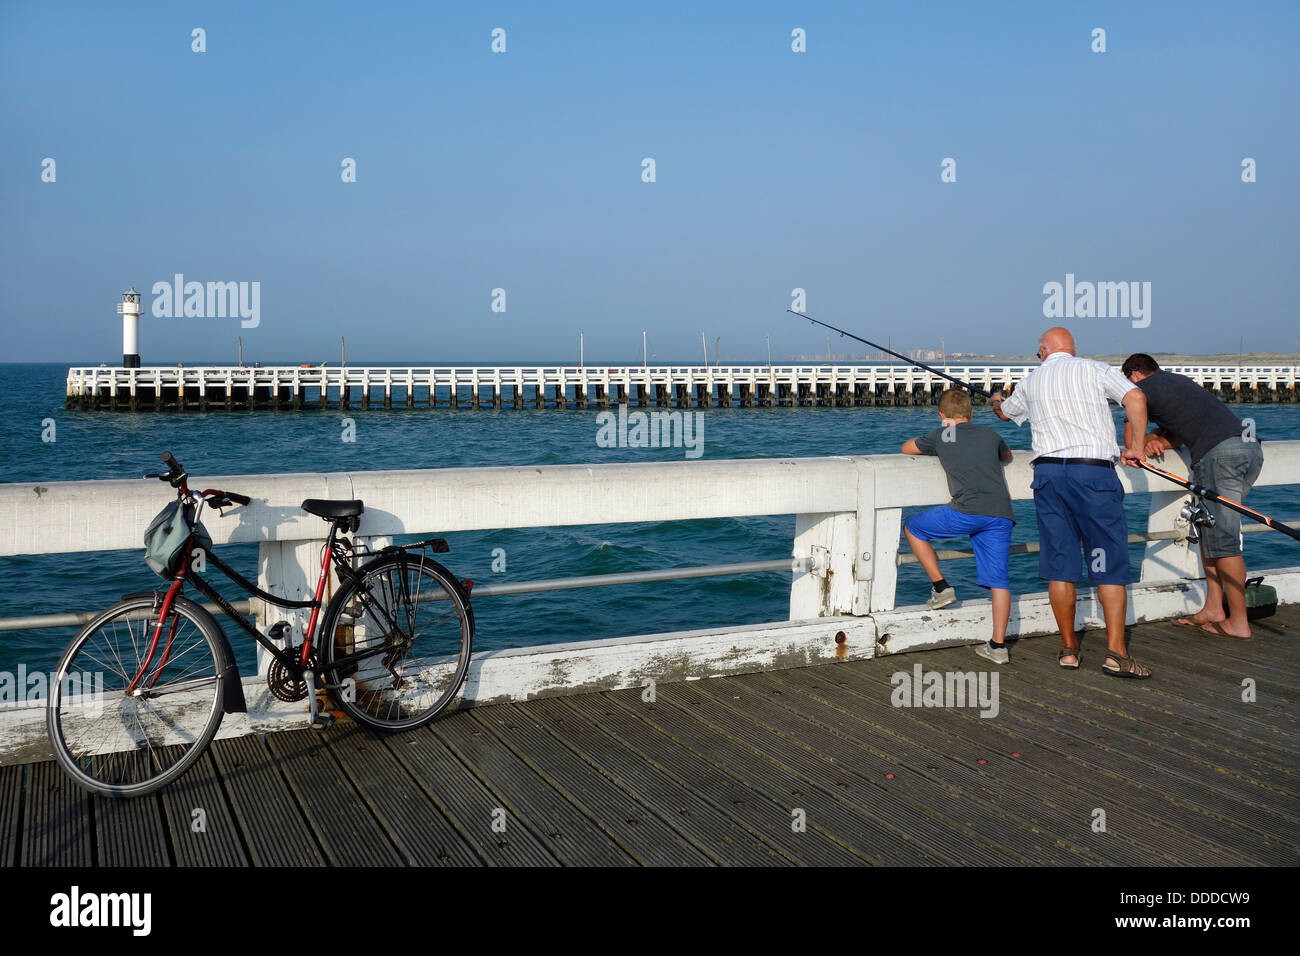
[46,451,475,798]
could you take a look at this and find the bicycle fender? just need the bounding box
[170,595,247,714]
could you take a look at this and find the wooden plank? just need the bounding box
[21,762,91,866]
[756,667,1249,867]
[525,696,790,866]
[1082,638,1300,738]
[1007,649,1298,786]
[812,660,1264,865]
[210,734,324,867]
[1140,614,1300,678]
[264,729,405,866]
[1033,633,1300,755]
[159,750,249,867]
[0,764,21,866]
[565,691,870,865]
[1138,630,1300,688]
[661,679,1029,865]
[988,707,1300,845]
[474,704,714,866]
[325,724,482,866]
[1130,619,1300,687]
[431,709,636,866]
[829,654,1296,865]
[93,792,170,866]
[382,724,559,867]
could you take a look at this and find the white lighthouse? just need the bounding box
[117,287,142,368]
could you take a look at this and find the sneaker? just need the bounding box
[975,641,1009,665]
[926,586,956,610]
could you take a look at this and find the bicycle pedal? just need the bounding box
[310,714,336,731]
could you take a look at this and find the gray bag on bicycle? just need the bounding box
[143,500,212,578]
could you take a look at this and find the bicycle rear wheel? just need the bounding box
[47,594,226,798]
[321,553,473,730]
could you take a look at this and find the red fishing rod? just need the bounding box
[1139,460,1300,543]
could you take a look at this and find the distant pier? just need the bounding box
[66,364,1300,411]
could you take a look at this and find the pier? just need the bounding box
[4,606,1297,866]
[65,363,1300,411]
[1,445,1297,866]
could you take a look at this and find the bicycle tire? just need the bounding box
[47,593,227,798]
[320,552,473,730]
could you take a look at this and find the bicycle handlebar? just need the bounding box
[143,451,188,488]
[144,452,250,507]
[203,490,251,507]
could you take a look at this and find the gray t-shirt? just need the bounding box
[1133,370,1249,464]
[914,422,1014,521]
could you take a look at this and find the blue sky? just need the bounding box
[1,1,1296,364]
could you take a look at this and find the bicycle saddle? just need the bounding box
[300,498,365,519]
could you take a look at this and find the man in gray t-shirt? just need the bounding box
[1122,353,1264,639]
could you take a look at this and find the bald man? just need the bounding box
[990,328,1152,678]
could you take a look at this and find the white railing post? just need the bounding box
[1139,449,1205,582]
[869,508,903,612]
[790,511,857,618]
[255,540,325,676]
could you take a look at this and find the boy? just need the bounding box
[901,389,1015,663]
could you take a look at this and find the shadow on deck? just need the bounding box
[3,606,1296,866]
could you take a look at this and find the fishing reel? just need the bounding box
[1178,497,1216,544]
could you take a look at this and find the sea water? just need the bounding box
[2,362,1296,675]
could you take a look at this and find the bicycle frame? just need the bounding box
[124,499,358,697]
[123,452,463,709]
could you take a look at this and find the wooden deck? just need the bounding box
[3,606,1297,867]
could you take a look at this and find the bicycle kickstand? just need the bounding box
[302,670,335,731]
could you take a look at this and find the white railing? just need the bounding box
[2,443,1298,761]
[64,363,1300,400]
[3,442,1298,620]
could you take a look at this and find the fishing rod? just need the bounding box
[1139,460,1300,543]
[786,310,992,398]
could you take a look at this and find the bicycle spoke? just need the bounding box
[325,557,471,728]
[50,597,224,795]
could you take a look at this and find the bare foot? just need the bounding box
[1177,608,1225,627]
[1201,620,1252,639]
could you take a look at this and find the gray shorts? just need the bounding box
[1192,438,1264,559]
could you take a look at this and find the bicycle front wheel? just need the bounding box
[321,554,473,730]
[47,594,226,798]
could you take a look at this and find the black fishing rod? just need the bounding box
[1139,460,1300,543]
[786,310,992,398]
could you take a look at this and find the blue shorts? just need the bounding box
[1030,462,1130,585]
[904,506,1013,590]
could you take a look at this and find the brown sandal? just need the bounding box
[1058,646,1081,669]
[1102,651,1151,679]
